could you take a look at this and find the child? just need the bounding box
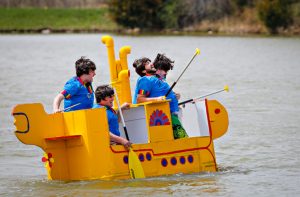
[153,54,188,139]
[132,54,188,139]
[132,57,158,104]
[93,85,131,149]
[53,57,96,113]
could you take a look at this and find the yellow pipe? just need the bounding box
[119,46,131,70]
[101,35,117,81]
[119,46,132,103]
[118,69,132,104]
[102,36,132,105]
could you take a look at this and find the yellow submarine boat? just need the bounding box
[12,35,229,181]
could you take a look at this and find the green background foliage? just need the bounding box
[258,0,293,33]
[108,0,180,30]
[0,7,117,31]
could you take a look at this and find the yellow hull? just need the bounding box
[12,99,227,180]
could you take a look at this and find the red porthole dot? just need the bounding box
[215,108,220,114]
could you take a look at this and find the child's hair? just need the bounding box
[75,56,96,77]
[133,57,151,77]
[153,53,174,72]
[95,85,114,103]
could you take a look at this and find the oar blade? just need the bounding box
[224,85,229,92]
[129,148,145,179]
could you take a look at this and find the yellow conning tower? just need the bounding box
[101,35,132,105]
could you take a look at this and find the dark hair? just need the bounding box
[75,56,96,77]
[153,53,174,72]
[133,57,151,77]
[95,85,114,103]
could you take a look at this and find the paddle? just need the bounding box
[60,103,81,112]
[165,48,200,97]
[179,85,229,106]
[113,89,129,140]
[128,148,145,179]
[113,88,145,179]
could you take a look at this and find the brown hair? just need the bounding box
[153,53,174,72]
[75,56,96,77]
[95,85,114,103]
[133,57,151,77]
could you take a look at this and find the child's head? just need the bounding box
[153,54,174,79]
[133,57,155,76]
[153,53,174,72]
[75,56,96,77]
[95,85,114,107]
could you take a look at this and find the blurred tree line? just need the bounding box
[109,0,234,30]
[109,0,299,34]
[1,0,299,34]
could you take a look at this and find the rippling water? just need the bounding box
[0,34,299,196]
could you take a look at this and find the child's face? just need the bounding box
[144,61,156,74]
[87,69,96,82]
[156,69,168,78]
[82,69,96,83]
[100,95,114,107]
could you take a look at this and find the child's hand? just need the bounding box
[155,96,165,101]
[121,102,130,110]
[121,139,132,150]
[53,108,62,113]
[175,92,181,100]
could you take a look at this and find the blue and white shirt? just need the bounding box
[133,75,179,113]
[61,77,94,112]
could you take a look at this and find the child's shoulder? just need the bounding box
[92,103,104,109]
[137,75,157,86]
[141,75,157,81]
[65,77,81,86]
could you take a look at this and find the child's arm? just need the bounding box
[109,133,131,149]
[53,93,64,113]
[137,94,165,103]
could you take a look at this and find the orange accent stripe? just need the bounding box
[111,145,209,156]
[45,135,81,141]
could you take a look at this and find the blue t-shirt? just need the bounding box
[133,75,179,113]
[133,76,142,104]
[61,77,94,112]
[93,104,120,137]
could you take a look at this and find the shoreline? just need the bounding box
[1,28,299,37]
[1,7,299,37]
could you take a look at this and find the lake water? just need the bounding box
[0,34,299,196]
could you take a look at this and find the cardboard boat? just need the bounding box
[12,35,229,181]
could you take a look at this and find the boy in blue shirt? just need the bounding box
[53,57,96,113]
[93,85,131,149]
[133,54,188,139]
[153,54,188,139]
[132,57,158,104]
